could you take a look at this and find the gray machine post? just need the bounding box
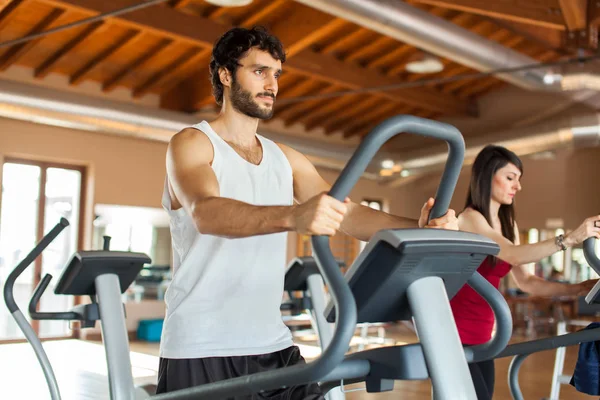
[408,277,476,399]
[322,115,476,399]
[305,274,345,400]
[95,274,138,400]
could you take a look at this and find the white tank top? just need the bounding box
[159,120,294,358]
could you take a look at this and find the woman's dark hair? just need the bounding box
[466,145,523,244]
[209,26,286,106]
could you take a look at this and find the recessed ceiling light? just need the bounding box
[381,159,395,169]
[405,54,444,74]
[204,0,253,7]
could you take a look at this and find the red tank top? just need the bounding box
[450,256,512,345]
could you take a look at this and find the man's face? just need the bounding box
[227,48,282,120]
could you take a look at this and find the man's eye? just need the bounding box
[255,69,263,75]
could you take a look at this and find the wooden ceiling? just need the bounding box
[0,0,594,140]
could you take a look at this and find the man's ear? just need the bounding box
[219,67,232,88]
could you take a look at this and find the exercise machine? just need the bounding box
[492,237,600,400]
[548,296,600,399]
[5,115,515,400]
[281,256,346,400]
[3,227,152,399]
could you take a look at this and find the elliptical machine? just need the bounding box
[4,115,516,400]
[491,237,600,399]
[3,220,153,399]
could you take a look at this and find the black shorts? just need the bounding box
[156,345,324,399]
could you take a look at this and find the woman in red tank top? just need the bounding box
[450,145,600,400]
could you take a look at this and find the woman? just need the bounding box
[450,145,600,400]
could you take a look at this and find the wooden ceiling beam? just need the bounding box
[70,29,142,85]
[277,85,346,125]
[41,0,474,115]
[278,79,326,101]
[408,0,566,30]
[239,0,286,27]
[0,8,65,71]
[489,19,565,51]
[267,5,345,57]
[365,44,413,70]
[322,97,381,134]
[382,12,478,77]
[290,49,476,116]
[320,27,371,55]
[441,35,525,93]
[340,103,398,137]
[558,0,588,31]
[344,36,395,63]
[0,0,25,32]
[102,38,172,92]
[0,0,17,13]
[301,94,362,131]
[35,20,105,79]
[133,47,209,98]
[39,0,226,47]
[170,0,192,9]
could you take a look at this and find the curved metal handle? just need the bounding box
[310,115,465,391]
[29,274,81,320]
[584,238,600,274]
[29,274,52,316]
[464,272,513,362]
[4,218,69,313]
[312,115,465,386]
[327,114,465,220]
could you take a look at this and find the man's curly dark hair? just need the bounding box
[209,26,286,107]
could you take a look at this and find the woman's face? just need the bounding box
[491,162,522,205]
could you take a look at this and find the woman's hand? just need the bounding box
[564,215,600,247]
[575,279,599,296]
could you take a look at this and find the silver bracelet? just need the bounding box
[555,234,566,251]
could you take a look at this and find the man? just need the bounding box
[156,26,458,398]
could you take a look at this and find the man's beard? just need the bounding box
[230,78,275,120]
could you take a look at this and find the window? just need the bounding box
[0,159,84,341]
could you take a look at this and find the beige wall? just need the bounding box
[0,117,167,209]
[2,115,598,246]
[402,147,600,230]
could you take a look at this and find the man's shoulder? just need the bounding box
[170,126,211,146]
[167,126,215,166]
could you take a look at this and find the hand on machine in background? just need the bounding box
[418,197,459,231]
[564,215,600,247]
[575,279,600,296]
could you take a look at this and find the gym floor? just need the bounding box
[0,324,594,399]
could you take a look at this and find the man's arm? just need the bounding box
[278,143,456,242]
[167,129,346,238]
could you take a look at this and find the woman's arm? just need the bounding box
[509,222,598,296]
[459,209,600,266]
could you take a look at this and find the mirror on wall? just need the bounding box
[92,204,172,302]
